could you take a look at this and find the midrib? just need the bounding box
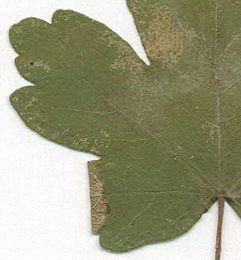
[214,1,225,260]
[214,0,223,196]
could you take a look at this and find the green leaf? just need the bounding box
[9,0,241,257]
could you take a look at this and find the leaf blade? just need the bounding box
[10,1,241,253]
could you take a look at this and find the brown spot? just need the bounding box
[101,31,144,74]
[209,124,216,141]
[202,123,217,143]
[88,161,108,233]
[110,44,143,73]
[141,5,186,63]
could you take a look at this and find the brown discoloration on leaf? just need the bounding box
[111,43,143,73]
[140,5,186,63]
[202,123,217,143]
[101,31,144,74]
[88,160,108,234]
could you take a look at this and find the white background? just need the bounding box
[1,1,241,259]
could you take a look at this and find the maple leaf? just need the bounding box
[9,1,241,259]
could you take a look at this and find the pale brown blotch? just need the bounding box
[140,5,186,63]
[88,160,108,233]
[101,30,144,74]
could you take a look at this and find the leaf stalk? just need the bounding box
[215,195,225,260]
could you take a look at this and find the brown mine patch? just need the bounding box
[88,160,108,234]
[101,30,144,74]
[202,123,217,143]
[141,5,186,63]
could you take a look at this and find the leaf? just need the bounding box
[8,0,241,258]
